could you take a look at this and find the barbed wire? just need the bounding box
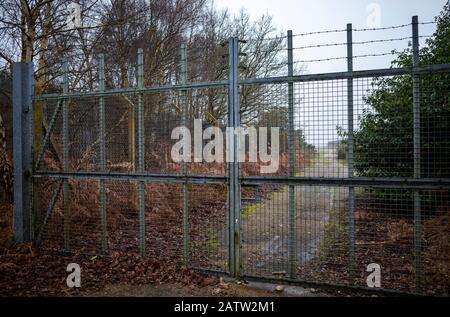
[419,21,438,25]
[291,35,433,50]
[32,19,439,72]
[354,51,399,59]
[244,34,435,56]
[294,28,348,37]
[242,48,288,55]
[245,20,437,43]
[354,21,437,32]
[353,23,411,32]
[247,28,348,42]
[291,51,398,64]
[45,31,436,70]
[245,34,288,43]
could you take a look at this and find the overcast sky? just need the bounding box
[214,0,447,146]
[215,0,446,73]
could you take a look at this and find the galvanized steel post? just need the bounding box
[98,54,107,254]
[180,44,189,265]
[62,60,70,252]
[137,48,146,256]
[287,30,297,279]
[12,62,33,243]
[228,37,241,277]
[347,23,356,285]
[412,15,422,294]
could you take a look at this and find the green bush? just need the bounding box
[352,4,450,179]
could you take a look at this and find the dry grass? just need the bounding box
[302,202,449,296]
[423,211,450,284]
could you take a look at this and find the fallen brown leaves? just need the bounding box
[0,200,220,297]
[0,243,215,297]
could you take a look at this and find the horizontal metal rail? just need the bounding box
[32,80,229,101]
[32,63,450,101]
[33,171,450,189]
[33,171,227,184]
[240,63,450,85]
[242,176,450,189]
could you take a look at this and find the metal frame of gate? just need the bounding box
[13,16,450,295]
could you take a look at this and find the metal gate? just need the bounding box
[13,16,450,295]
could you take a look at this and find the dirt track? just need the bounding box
[86,280,330,297]
[241,148,348,277]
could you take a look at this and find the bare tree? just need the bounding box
[0,0,301,175]
[186,8,299,126]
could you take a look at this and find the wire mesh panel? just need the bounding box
[143,92,181,174]
[353,76,415,178]
[105,181,139,253]
[352,189,416,293]
[420,73,450,179]
[35,177,101,254]
[188,183,229,273]
[420,190,450,295]
[68,98,100,172]
[352,188,449,295]
[184,88,229,177]
[34,177,64,250]
[239,73,449,295]
[295,186,349,284]
[104,95,136,172]
[240,182,350,281]
[240,83,290,177]
[241,184,289,277]
[67,179,101,253]
[145,183,183,261]
[38,98,64,173]
[294,80,348,178]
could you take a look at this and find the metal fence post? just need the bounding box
[62,60,70,252]
[137,48,146,256]
[13,62,33,243]
[180,44,189,266]
[98,54,107,254]
[228,37,241,277]
[412,15,422,294]
[287,30,297,279]
[31,82,39,243]
[235,39,242,279]
[346,23,356,285]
